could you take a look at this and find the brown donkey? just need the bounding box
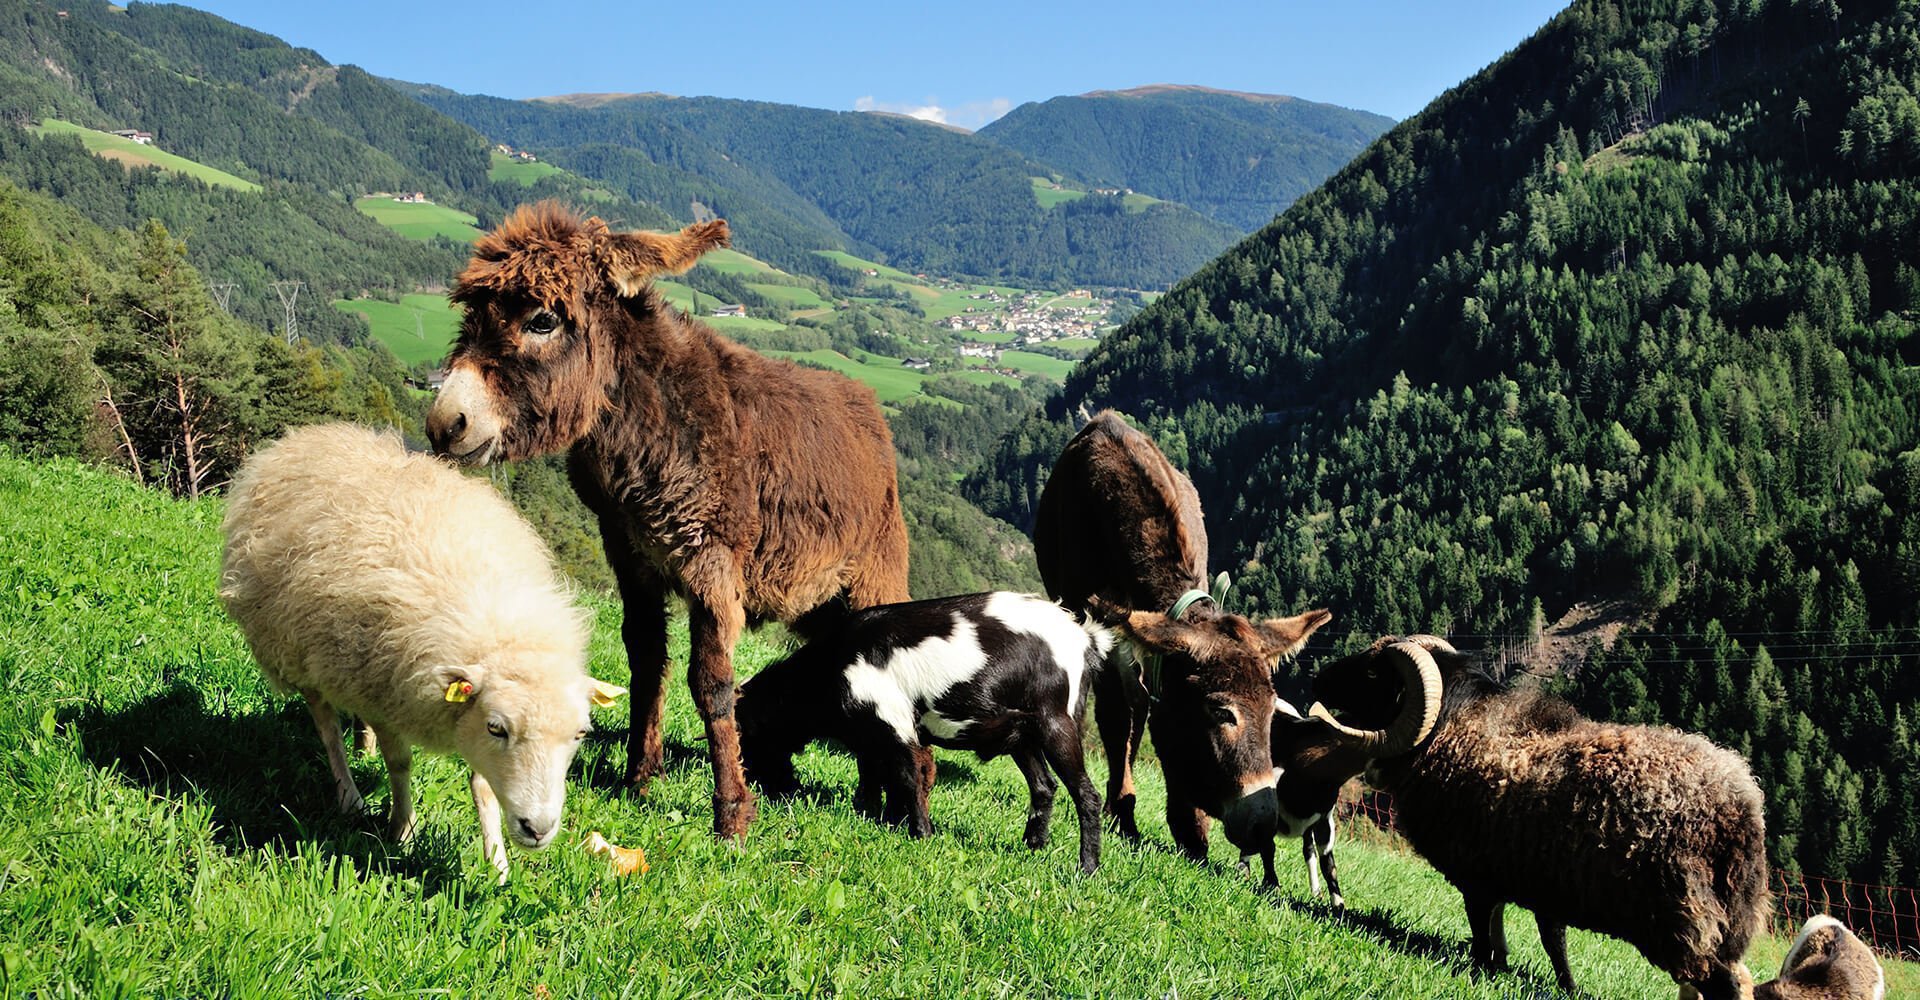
[426,203,910,838]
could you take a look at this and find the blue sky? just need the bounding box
[185,1,1567,129]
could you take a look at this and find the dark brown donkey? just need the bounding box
[426,203,910,838]
[1034,410,1332,875]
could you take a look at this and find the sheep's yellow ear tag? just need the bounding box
[445,681,474,703]
[589,679,628,708]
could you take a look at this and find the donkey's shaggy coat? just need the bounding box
[427,204,909,838]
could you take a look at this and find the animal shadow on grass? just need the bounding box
[1269,890,1569,996]
[69,682,466,892]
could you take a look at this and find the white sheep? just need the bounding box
[219,423,624,881]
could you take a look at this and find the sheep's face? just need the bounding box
[443,663,626,850]
[1115,607,1332,853]
[428,203,729,465]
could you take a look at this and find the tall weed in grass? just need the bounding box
[1,454,1910,997]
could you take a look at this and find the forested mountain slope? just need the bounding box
[973,0,1920,883]
[406,88,1246,288]
[978,85,1393,231]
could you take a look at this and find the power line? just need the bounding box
[270,281,303,345]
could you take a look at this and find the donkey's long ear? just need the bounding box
[606,219,731,296]
[1255,608,1333,661]
[1120,610,1228,662]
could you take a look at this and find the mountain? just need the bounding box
[972,0,1920,885]
[405,87,1247,289]
[978,85,1394,231]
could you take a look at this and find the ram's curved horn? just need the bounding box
[1307,640,1443,757]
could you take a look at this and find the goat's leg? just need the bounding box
[1041,719,1103,874]
[907,743,935,838]
[684,579,755,840]
[853,757,884,820]
[1165,786,1211,862]
[1012,747,1057,850]
[1091,653,1146,841]
[370,723,414,842]
[303,692,367,818]
[1313,816,1346,915]
[1539,919,1576,994]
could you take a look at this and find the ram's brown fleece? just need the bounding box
[1318,639,1771,1000]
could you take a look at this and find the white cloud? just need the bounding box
[853,95,1013,131]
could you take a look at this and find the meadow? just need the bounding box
[333,293,463,367]
[353,196,485,243]
[32,120,260,192]
[5,453,1909,998]
[488,151,564,186]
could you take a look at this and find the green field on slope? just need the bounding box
[5,455,1903,997]
[32,119,260,192]
[354,196,484,243]
[487,150,563,186]
[334,294,462,367]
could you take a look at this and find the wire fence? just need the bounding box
[1336,793,1920,961]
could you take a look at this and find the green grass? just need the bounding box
[1031,176,1086,210]
[354,196,484,243]
[998,350,1077,380]
[746,283,829,310]
[812,249,920,283]
[699,247,778,276]
[33,119,260,192]
[333,294,462,367]
[487,150,564,186]
[1,454,1915,997]
[761,349,938,403]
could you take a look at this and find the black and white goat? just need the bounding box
[737,592,1112,872]
[1261,697,1373,913]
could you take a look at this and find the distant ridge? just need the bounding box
[860,110,974,134]
[1081,83,1304,104]
[532,92,675,107]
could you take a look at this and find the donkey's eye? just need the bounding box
[1211,705,1238,726]
[523,311,559,337]
[487,720,509,739]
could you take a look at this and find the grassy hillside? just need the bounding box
[333,293,463,367]
[487,150,562,186]
[983,86,1393,230]
[30,119,260,191]
[10,453,1904,997]
[353,196,484,244]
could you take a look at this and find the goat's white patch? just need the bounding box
[845,616,988,744]
[1278,808,1325,839]
[984,592,1091,711]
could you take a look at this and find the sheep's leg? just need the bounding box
[1013,747,1057,850]
[303,693,367,818]
[470,771,509,884]
[1091,653,1147,841]
[1165,787,1212,862]
[355,721,379,756]
[685,585,755,840]
[1538,919,1576,994]
[1461,889,1509,975]
[371,723,415,842]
